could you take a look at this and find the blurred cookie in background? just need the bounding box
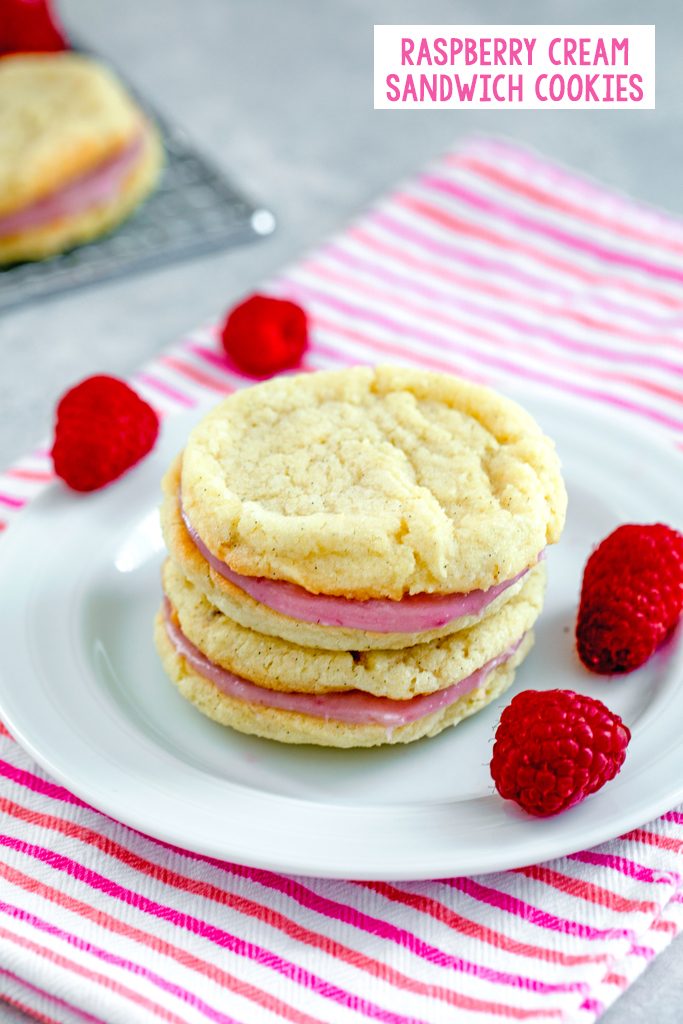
[0,52,162,264]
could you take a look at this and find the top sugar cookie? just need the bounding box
[0,52,145,219]
[180,365,567,599]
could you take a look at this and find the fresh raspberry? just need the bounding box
[0,0,68,54]
[220,294,308,377]
[576,524,683,674]
[51,375,159,492]
[490,689,630,817]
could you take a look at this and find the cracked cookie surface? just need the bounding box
[180,365,566,598]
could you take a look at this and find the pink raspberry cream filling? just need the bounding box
[179,500,535,633]
[0,133,146,238]
[163,599,524,728]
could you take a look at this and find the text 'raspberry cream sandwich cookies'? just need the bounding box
[155,365,567,747]
[0,52,162,264]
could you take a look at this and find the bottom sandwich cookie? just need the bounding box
[154,588,538,747]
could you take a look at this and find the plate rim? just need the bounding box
[0,388,682,879]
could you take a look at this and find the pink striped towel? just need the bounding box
[2,136,683,1024]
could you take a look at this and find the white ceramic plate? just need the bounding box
[0,389,681,880]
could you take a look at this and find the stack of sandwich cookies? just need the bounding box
[155,365,567,747]
[0,52,162,264]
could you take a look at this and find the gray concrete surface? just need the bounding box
[1,1,682,1020]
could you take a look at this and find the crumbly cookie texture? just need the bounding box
[180,366,567,599]
[161,557,544,699]
[0,53,146,219]
[162,455,534,651]
[154,615,533,748]
[0,123,161,264]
